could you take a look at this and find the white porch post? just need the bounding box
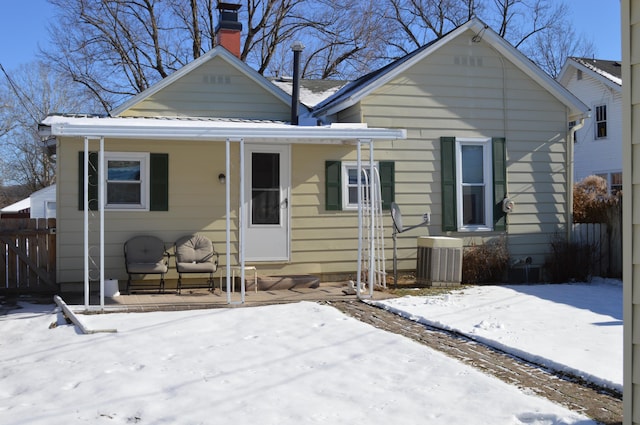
[239,138,246,303]
[368,140,375,298]
[99,137,105,309]
[356,140,363,295]
[83,137,89,309]
[225,139,231,304]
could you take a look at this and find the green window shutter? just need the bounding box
[492,137,507,231]
[379,161,394,211]
[325,160,342,211]
[78,151,99,211]
[440,137,457,231]
[150,153,169,211]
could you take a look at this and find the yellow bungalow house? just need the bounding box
[39,14,588,297]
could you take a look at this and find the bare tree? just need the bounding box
[44,0,220,112]
[525,25,596,78]
[0,62,99,192]
[42,0,592,106]
[379,0,593,76]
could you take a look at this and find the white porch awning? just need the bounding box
[40,115,406,144]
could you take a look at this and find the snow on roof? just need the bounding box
[40,114,406,143]
[270,78,348,108]
[1,197,30,213]
[572,58,622,86]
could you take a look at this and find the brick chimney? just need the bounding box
[216,2,242,58]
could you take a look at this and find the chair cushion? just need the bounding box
[175,234,214,264]
[176,261,216,273]
[126,235,167,264]
[128,262,169,274]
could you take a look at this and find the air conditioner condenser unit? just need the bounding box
[416,236,463,287]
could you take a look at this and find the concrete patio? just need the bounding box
[59,281,397,313]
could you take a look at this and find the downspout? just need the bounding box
[567,117,586,243]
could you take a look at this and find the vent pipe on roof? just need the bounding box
[291,41,305,125]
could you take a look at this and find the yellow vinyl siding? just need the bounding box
[57,139,385,282]
[120,56,291,120]
[358,28,570,271]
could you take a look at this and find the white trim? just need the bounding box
[342,161,378,210]
[455,137,493,232]
[103,152,150,210]
[594,103,609,139]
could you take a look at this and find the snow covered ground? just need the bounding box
[0,280,620,424]
[373,277,623,392]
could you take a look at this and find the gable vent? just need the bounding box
[203,75,231,84]
[454,56,483,67]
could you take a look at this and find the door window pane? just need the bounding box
[252,153,280,225]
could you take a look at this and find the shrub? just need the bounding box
[573,175,620,223]
[462,238,509,285]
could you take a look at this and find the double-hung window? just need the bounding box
[595,104,607,139]
[325,160,394,211]
[456,139,492,230]
[79,151,168,211]
[105,152,149,210]
[342,162,378,210]
[441,137,507,232]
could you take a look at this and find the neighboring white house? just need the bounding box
[558,57,623,193]
[28,184,56,219]
[0,185,56,219]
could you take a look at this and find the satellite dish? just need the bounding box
[390,202,431,288]
[391,202,403,233]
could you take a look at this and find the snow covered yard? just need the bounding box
[374,278,623,392]
[0,295,600,425]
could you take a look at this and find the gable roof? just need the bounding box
[110,47,293,117]
[558,57,622,91]
[313,17,589,120]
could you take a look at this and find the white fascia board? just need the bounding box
[44,117,406,144]
[111,48,292,116]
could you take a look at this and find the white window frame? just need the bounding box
[104,152,150,210]
[341,161,379,211]
[595,104,608,139]
[455,138,493,232]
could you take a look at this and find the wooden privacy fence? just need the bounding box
[572,201,622,278]
[0,218,57,293]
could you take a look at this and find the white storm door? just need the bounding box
[243,145,290,261]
